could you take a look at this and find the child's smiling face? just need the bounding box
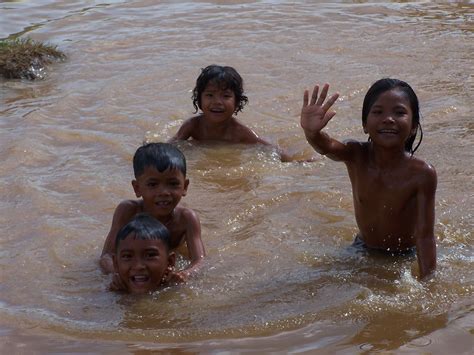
[114,234,175,294]
[200,81,237,124]
[364,89,416,150]
[132,166,188,220]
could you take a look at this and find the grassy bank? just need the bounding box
[0,38,65,79]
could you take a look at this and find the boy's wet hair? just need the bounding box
[133,142,186,178]
[362,78,423,154]
[192,64,249,114]
[115,213,170,252]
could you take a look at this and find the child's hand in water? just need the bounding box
[301,83,339,135]
[167,270,189,284]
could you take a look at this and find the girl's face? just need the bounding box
[363,89,416,150]
[200,81,237,124]
[114,235,175,294]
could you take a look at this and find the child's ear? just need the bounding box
[168,252,176,269]
[363,124,368,134]
[182,178,190,196]
[131,180,141,198]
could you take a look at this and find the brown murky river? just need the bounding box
[1,1,473,353]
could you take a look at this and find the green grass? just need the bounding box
[0,37,65,79]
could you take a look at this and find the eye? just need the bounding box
[145,251,159,259]
[147,182,158,187]
[120,253,132,261]
[167,180,181,187]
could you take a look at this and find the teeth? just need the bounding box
[132,275,149,282]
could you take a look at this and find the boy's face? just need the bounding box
[132,166,188,220]
[200,81,236,123]
[113,234,175,294]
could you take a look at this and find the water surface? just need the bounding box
[1,0,473,353]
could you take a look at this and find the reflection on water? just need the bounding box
[0,0,473,353]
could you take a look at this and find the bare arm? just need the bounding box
[99,201,138,274]
[301,84,355,162]
[415,164,437,280]
[168,117,196,142]
[170,209,205,282]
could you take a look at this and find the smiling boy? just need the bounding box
[111,213,176,294]
[100,143,205,282]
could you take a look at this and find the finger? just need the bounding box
[303,89,309,107]
[322,110,337,127]
[316,83,329,106]
[310,85,319,105]
[322,92,339,111]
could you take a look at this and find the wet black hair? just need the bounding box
[115,213,170,252]
[362,78,423,155]
[133,142,186,178]
[192,64,249,114]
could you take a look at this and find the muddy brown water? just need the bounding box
[1,1,473,353]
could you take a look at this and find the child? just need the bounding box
[300,79,437,280]
[169,64,293,161]
[111,213,176,294]
[100,142,205,282]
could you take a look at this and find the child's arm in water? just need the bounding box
[169,208,206,283]
[168,117,197,142]
[414,163,437,280]
[301,83,358,162]
[99,200,137,274]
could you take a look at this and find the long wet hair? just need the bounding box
[362,78,423,155]
[133,142,186,178]
[115,213,170,252]
[192,64,249,114]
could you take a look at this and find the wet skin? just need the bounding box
[100,166,205,281]
[301,84,437,279]
[113,235,175,294]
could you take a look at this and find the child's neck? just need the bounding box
[156,211,174,226]
[369,143,409,169]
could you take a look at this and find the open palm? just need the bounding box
[301,83,339,134]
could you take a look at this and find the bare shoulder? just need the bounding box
[409,156,437,188]
[232,118,267,144]
[171,116,201,141]
[114,199,142,220]
[175,205,200,223]
[342,139,367,163]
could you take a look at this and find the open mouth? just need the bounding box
[155,201,171,207]
[131,275,150,283]
[378,129,398,134]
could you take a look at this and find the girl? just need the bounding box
[169,64,292,161]
[300,79,437,280]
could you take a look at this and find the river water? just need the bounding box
[1,0,473,353]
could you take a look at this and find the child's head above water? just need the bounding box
[113,213,175,294]
[362,78,422,154]
[133,142,186,179]
[192,64,249,115]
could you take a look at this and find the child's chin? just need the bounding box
[129,287,154,295]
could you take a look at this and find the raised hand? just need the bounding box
[301,83,339,135]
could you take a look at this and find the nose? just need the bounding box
[382,114,395,123]
[131,257,145,270]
